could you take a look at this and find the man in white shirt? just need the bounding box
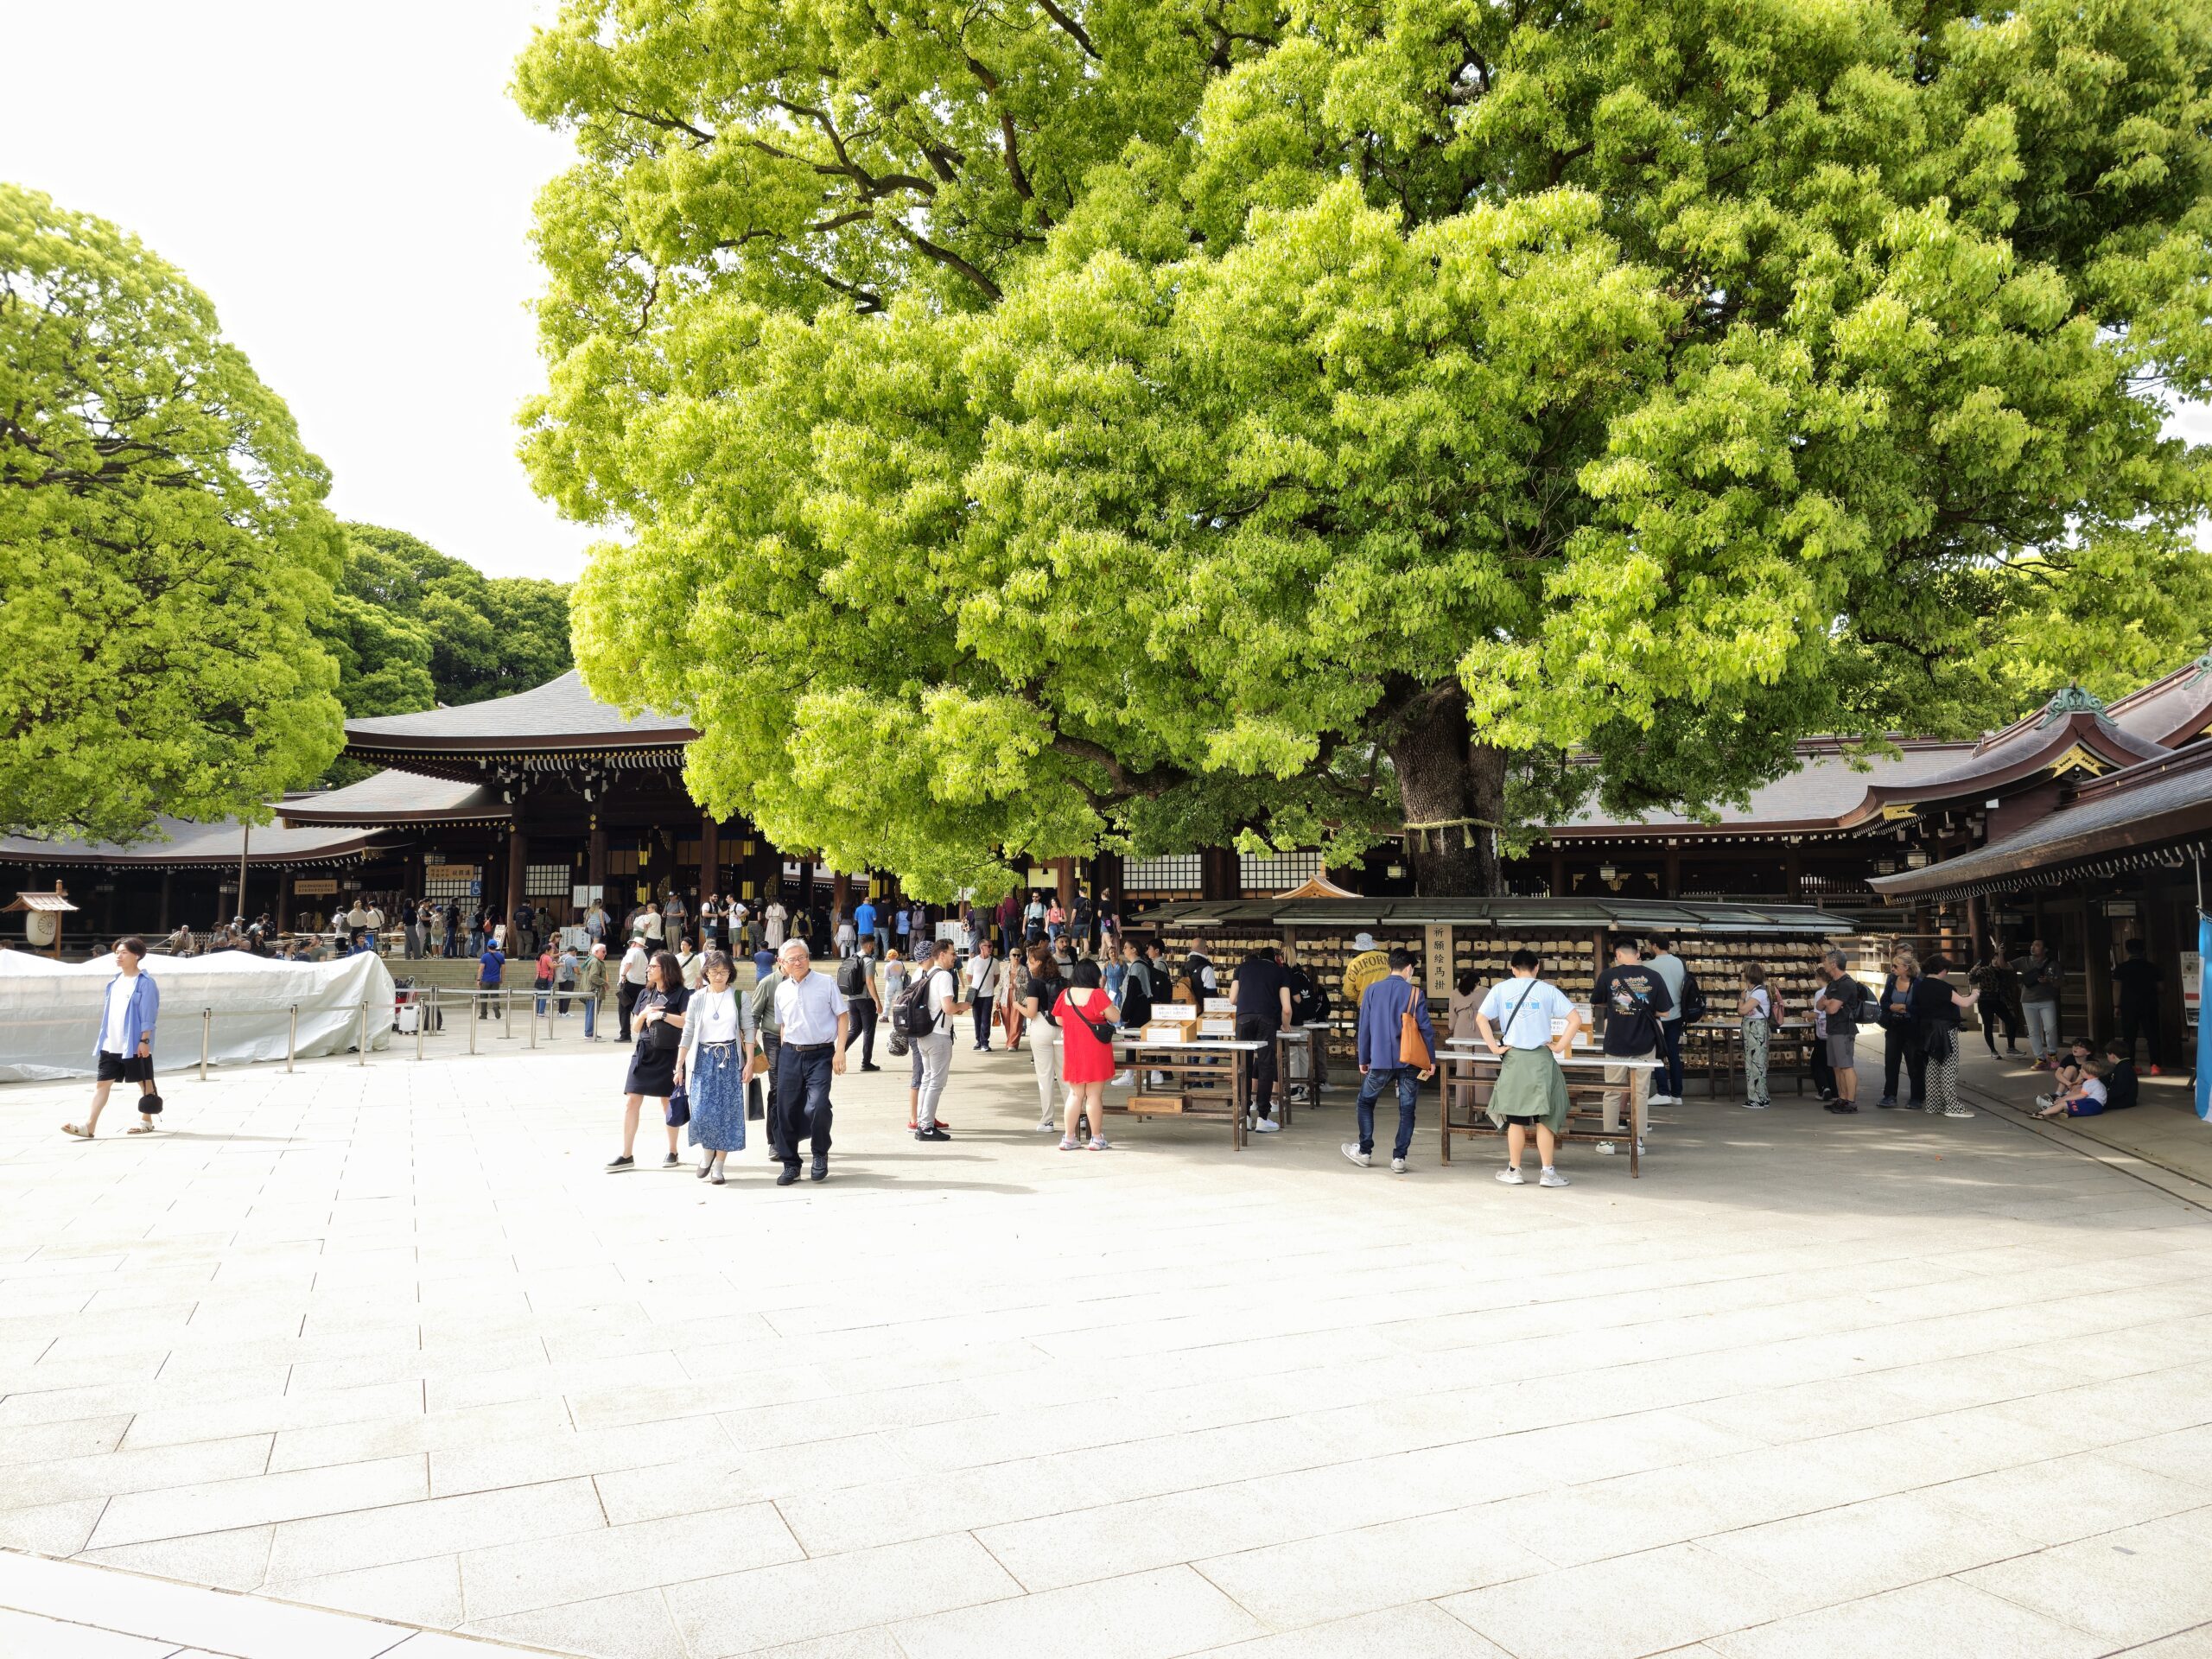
[617,936,652,1041]
[1644,934,1688,1106]
[965,938,1001,1052]
[913,939,968,1142]
[772,942,849,1185]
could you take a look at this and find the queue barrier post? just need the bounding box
[200,1008,211,1082]
[468,990,478,1056]
[287,1005,297,1073]
[416,989,427,1060]
[357,1000,368,1065]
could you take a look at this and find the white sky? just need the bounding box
[0,1,599,581]
[2,5,2203,586]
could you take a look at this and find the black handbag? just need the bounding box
[140,1056,162,1116]
[664,1085,690,1128]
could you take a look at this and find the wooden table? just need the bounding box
[1682,1019,1820,1098]
[1103,1038,1268,1148]
[1438,1040,1662,1176]
[1276,1024,1332,1104]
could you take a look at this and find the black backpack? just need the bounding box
[891,968,939,1039]
[836,955,869,998]
[1677,966,1707,1025]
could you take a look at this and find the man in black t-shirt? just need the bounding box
[1230,949,1294,1132]
[1816,955,1868,1114]
[2112,939,2165,1072]
[1594,935,1671,1136]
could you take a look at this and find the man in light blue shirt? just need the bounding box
[771,942,849,1185]
[1645,935,1687,1105]
[855,897,878,955]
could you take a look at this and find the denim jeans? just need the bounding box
[1659,1019,1684,1096]
[582,997,597,1039]
[1357,1065,1420,1160]
[773,1041,834,1167]
[2023,999,2062,1061]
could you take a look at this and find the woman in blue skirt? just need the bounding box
[676,950,753,1184]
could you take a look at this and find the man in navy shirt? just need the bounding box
[1341,950,1438,1173]
[477,939,505,1020]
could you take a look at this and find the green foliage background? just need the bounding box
[516,0,2212,895]
[0,185,346,843]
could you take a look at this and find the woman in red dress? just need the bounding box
[1053,958,1121,1150]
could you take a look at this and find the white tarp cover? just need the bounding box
[0,950,394,1082]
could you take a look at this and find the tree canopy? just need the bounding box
[0,184,346,844]
[518,0,2212,896]
[316,521,575,718]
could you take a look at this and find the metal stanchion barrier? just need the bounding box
[288,1005,297,1073]
[503,987,514,1041]
[357,1000,368,1065]
[529,995,538,1050]
[416,990,426,1060]
[469,990,478,1055]
[200,1008,211,1082]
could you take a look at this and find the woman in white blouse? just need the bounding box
[676,951,754,1184]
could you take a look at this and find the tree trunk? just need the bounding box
[1389,685,1505,896]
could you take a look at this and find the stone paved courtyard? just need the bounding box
[3,1036,2211,1658]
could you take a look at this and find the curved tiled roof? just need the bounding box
[2107,656,2212,750]
[0,817,391,868]
[346,672,695,749]
[279,771,511,829]
[1871,744,2212,900]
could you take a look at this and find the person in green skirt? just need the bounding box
[1475,949,1586,1188]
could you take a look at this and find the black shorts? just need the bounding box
[1502,1112,1541,1127]
[96,1051,152,1083]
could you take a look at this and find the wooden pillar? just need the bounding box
[797,857,815,915]
[1662,845,1681,899]
[505,825,528,924]
[276,870,291,933]
[2144,871,2184,1069]
[157,869,173,931]
[1784,845,1803,901]
[831,870,850,918]
[1054,856,1077,910]
[588,817,607,902]
[701,815,721,896]
[1100,850,1124,930]
[2082,893,2113,1045]
[1549,849,1567,899]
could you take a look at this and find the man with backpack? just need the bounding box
[1643,933,1695,1105]
[965,938,1002,1051]
[901,938,968,1141]
[1816,952,1870,1114]
[836,938,881,1071]
[1595,935,1670,1141]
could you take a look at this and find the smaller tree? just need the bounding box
[334,522,573,707]
[0,185,344,842]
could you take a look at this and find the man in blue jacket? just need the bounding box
[64,937,161,1139]
[1341,949,1438,1173]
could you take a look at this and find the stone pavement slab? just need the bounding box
[3,1032,2212,1656]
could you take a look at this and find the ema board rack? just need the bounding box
[1133,896,1852,1063]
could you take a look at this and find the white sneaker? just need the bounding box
[1340,1143,1370,1168]
[1251,1116,1281,1133]
[2034,1094,2053,1108]
[1110,1071,1134,1087]
[1742,1100,1770,1110]
[1647,1092,1680,1107]
[1943,1107,1975,1119]
[1539,1167,1570,1188]
[1390,1157,1408,1174]
[1495,1166,1524,1185]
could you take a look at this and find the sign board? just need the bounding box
[430,864,480,883]
[1425,925,1452,999]
[295,878,339,897]
[573,884,604,909]
[2185,951,2202,1020]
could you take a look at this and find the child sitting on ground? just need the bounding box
[2041,1039,2094,1103]
[2099,1040,2140,1112]
[2036,1058,2108,1119]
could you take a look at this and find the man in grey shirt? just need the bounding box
[1645,934,1687,1105]
[2012,939,2064,1067]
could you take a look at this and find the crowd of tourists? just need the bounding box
[56,901,2170,1194]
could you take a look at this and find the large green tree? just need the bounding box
[518,0,2212,895]
[316,522,574,717]
[0,185,345,843]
